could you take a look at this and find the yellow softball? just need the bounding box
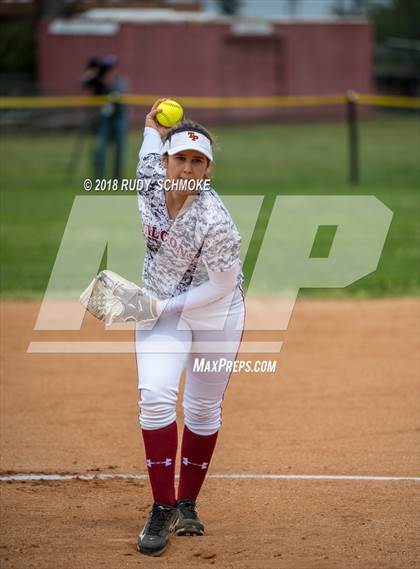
[155,99,184,127]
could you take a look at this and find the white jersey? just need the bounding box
[136,138,244,301]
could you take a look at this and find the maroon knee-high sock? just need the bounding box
[177,426,218,502]
[141,421,177,506]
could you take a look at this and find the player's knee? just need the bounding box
[183,398,222,436]
[138,387,177,430]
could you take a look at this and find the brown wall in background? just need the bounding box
[38,18,373,124]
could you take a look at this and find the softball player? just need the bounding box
[134,101,245,556]
[80,99,245,557]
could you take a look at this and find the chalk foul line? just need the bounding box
[0,472,419,482]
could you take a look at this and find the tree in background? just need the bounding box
[369,0,420,42]
[333,0,372,16]
[287,0,301,18]
[333,0,420,41]
[215,0,241,15]
[369,0,420,96]
[332,0,419,96]
[0,0,74,86]
[0,20,35,76]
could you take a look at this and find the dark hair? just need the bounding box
[163,119,214,147]
[86,55,117,73]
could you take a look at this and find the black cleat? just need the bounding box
[175,498,205,536]
[137,502,179,556]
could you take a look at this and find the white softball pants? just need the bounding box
[135,286,245,436]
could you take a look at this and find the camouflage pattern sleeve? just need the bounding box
[201,216,242,272]
[136,127,165,196]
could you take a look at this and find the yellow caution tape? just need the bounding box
[0,95,110,109]
[126,93,347,108]
[0,93,418,110]
[358,94,420,109]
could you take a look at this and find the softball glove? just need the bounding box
[80,270,157,326]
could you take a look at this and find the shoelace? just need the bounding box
[178,500,198,520]
[148,506,174,535]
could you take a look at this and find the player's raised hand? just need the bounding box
[145,98,171,138]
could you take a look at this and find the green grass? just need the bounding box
[1,112,419,298]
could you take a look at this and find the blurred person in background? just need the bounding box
[80,55,127,181]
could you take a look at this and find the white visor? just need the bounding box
[163,130,213,162]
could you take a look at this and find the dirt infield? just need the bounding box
[1,298,419,569]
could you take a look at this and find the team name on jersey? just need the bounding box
[143,222,198,261]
